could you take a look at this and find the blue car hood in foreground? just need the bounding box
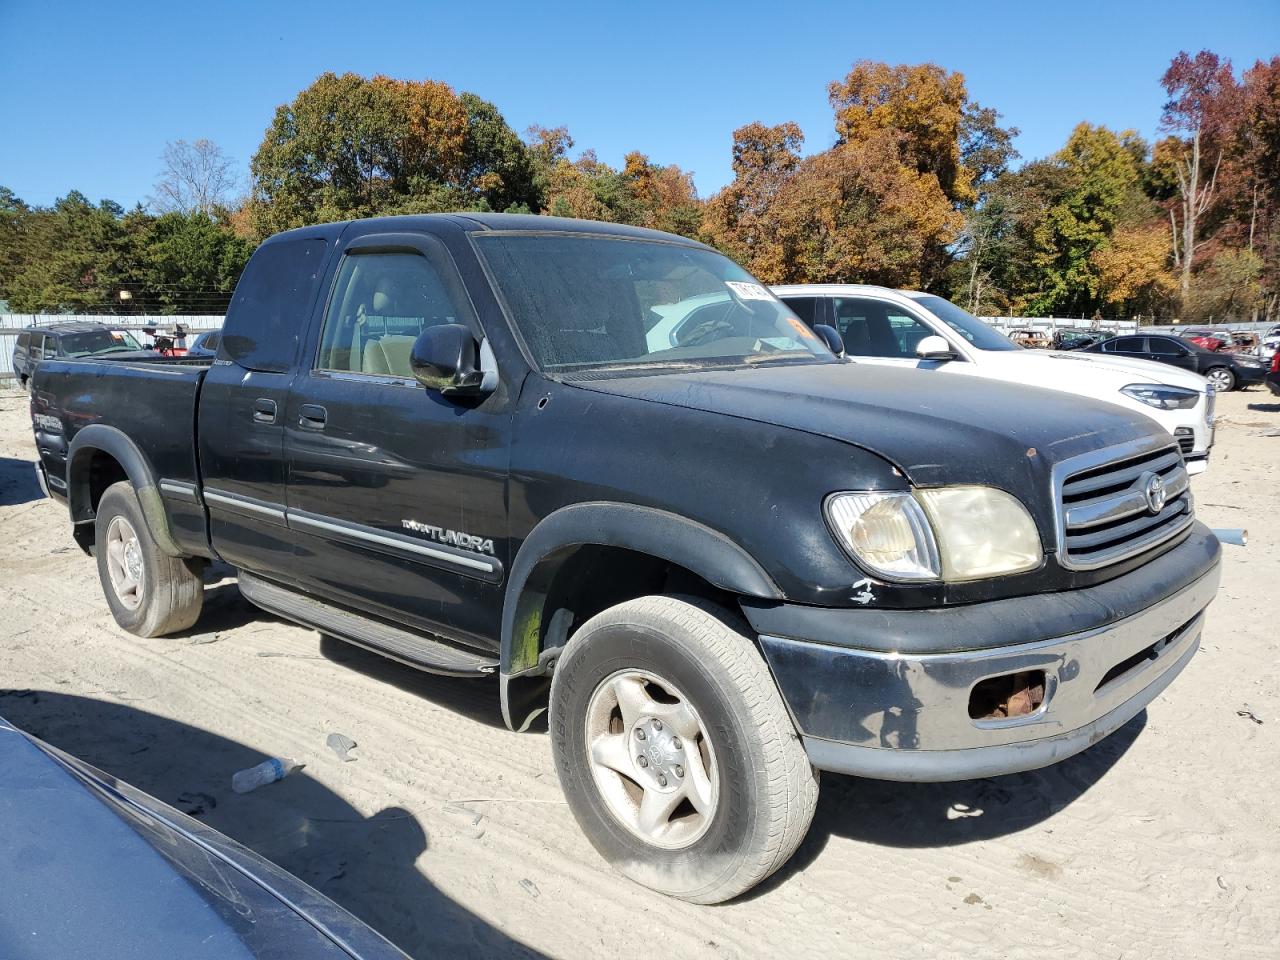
[0,716,407,960]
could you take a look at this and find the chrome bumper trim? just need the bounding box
[763,561,1220,780]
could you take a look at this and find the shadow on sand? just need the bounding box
[0,689,545,959]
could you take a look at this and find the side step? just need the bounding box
[238,572,498,677]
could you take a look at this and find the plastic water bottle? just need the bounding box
[232,757,302,794]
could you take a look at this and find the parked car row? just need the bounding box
[28,213,1223,906]
[1077,333,1268,393]
[10,321,224,389]
[12,322,154,389]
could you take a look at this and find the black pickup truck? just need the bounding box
[31,214,1221,903]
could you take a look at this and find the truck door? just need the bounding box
[282,232,511,651]
[198,235,332,580]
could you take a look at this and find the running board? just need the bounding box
[238,572,498,677]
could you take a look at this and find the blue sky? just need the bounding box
[2,0,1277,209]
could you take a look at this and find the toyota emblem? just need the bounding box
[1142,472,1167,514]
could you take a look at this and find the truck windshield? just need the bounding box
[477,234,834,374]
[58,330,142,356]
[912,295,1020,352]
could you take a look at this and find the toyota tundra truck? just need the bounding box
[30,213,1222,903]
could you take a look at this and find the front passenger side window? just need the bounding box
[832,298,934,359]
[317,252,462,378]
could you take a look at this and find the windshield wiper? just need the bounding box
[742,352,817,365]
[560,361,705,375]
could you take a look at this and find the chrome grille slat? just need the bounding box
[1065,499,1190,550]
[1061,450,1182,498]
[1054,440,1194,571]
[1065,490,1150,529]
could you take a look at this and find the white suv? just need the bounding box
[773,284,1215,474]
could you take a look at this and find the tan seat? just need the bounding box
[361,335,418,377]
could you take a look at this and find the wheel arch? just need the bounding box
[66,424,183,557]
[499,502,782,730]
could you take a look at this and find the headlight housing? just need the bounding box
[825,492,940,581]
[1120,383,1200,410]
[914,487,1043,580]
[827,486,1042,583]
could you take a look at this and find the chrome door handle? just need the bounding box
[252,398,277,423]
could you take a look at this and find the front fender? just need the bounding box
[67,424,183,558]
[501,501,781,673]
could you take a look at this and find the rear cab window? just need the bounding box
[221,238,329,372]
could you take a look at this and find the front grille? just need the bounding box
[1205,386,1216,424]
[1057,442,1193,570]
[1175,428,1195,454]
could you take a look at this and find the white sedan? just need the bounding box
[772,284,1216,474]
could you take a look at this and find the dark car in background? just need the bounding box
[1081,333,1267,392]
[12,322,154,390]
[1054,329,1106,350]
[0,712,409,960]
[185,329,222,358]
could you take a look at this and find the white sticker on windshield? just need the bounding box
[725,280,774,301]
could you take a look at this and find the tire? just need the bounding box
[1206,366,1236,392]
[95,481,203,637]
[549,595,818,903]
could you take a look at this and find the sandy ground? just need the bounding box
[0,383,1277,959]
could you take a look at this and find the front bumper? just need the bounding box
[749,526,1221,782]
[1236,364,1268,386]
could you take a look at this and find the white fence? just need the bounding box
[979,316,1140,336]
[0,314,224,380]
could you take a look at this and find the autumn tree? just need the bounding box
[1214,57,1280,316]
[1160,50,1238,307]
[457,93,540,213]
[765,132,961,286]
[249,72,471,233]
[700,121,804,278]
[621,151,702,237]
[1091,222,1176,317]
[827,60,1014,210]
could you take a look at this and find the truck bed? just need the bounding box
[33,356,210,500]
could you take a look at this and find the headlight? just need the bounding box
[915,487,1043,580]
[825,492,940,581]
[1120,384,1200,410]
[826,486,1042,582]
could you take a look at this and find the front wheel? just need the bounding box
[549,595,818,903]
[1206,366,1236,392]
[95,481,204,637]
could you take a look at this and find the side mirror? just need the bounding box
[813,323,845,358]
[410,324,489,396]
[916,334,955,361]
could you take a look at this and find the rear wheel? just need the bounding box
[549,595,818,903]
[1206,366,1235,392]
[95,482,203,637]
